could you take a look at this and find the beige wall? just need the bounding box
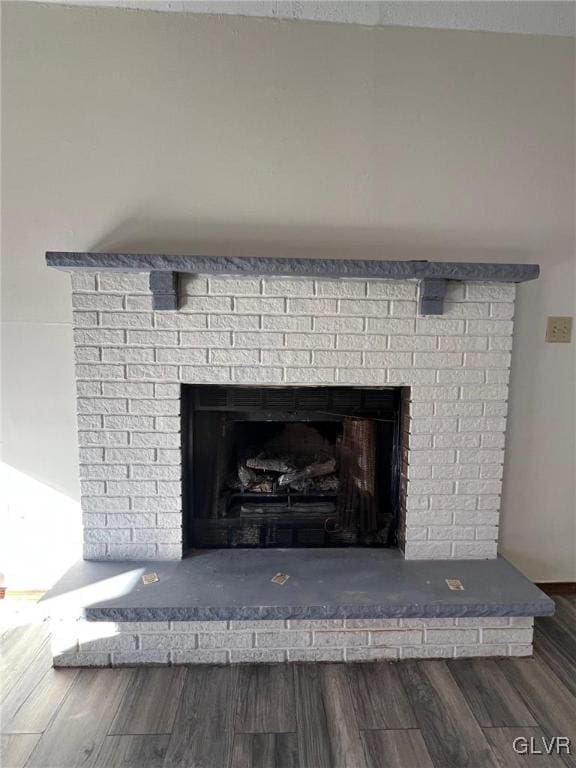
[2,3,574,585]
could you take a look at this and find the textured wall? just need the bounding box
[2,4,574,583]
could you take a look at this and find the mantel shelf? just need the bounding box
[46,252,540,315]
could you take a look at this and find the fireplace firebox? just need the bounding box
[182,385,402,548]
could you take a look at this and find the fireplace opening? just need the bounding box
[182,385,403,549]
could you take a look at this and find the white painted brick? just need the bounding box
[75,347,101,363]
[256,631,312,648]
[435,433,480,448]
[71,273,97,291]
[345,648,398,661]
[157,513,182,527]
[77,382,101,397]
[107,480,157,496]
[85,528,131,543]
[285,367,335,383]
[129,399,180,415]
[467,319,513,336]
[458,449,504,464]
[73,294,124,310]
[435,402,483,417]
[173,650,229,664]
[98,274,149,292]
[80,465,127,480]
[263,278,315,296]
[400,646,454,659]
[153,415,179,429]
[413,352,463,368]
[100,312,153,329]
[234,332,283,348]
[181,365,232,384]
[339,299,389,316]
[73,311,98,327]
[454,645,508,658]
[81,481,106,495]
[465,352,511,368]
[428,526,475,540]
[181,331,231,347]
[313,350,362,367]
[481,433,506,448]
[106,513,156,527]
[409,449,455,465]
[438,336,488,351]
[83,543,107,559]
[406,511,452,527]
[208,277,261,295]
[101,383,154,398]
[180,296,233,313]
[475,526,499,540]
[389,301,418,317]
[415,318,465,335]
[126,295,152,310]
[442,302,489,319]
[140,633,197,650]
[454,511,499,525]
[477,495,502,510]
[179,276,208,295]
[486,370,510,384]
[364,351,412,367]
[337,369,386,385]
[262,350,311,366]
[370,630,422,646]
[108,543,158,559]
[410,403,434,417]
[437,370,484,384]
[199,632,253,649]
[236,297,285,314]
[288,619,344,629]
[289,298,337,314]
[466,283,516,301]
[432,465,479,480]
[263,315,312,331]
[403,541,451,559]
[156,482,181,496]
[82,497,130,512]
[482,628,533,644]
[79,447,104,463]
[127,330,178,346]
[210,314,260,330]
[83,513,106,528]
[365,318,415,334]
[106,448,155,464]
[314,316,364,333]
[453,542,498,558]
[102,348,155,363]
[288,649,345,662]
[231,649,287,663]
[410,418,457,434]
[157,348,208,364]
[344,619,400,629]
[104,415,154,430]
[76,364,125,380]
[130,433,179,448]
[132,498,180,512]
[126,364,178,380]
[155,384,180,398]
[411,386,459,402]
[54,653,112,667]
[316,279,366,297]
[233,367,283,384]
[156,449,180,464]
[112,651,170,666]
[389,335,436,351]
[400,619,456,628]
[368,281,417,299]
[479,465,503,479]
[489,336,513,351]
[134,527,181,543]
[313,631,368,647]
[337,334,385,351]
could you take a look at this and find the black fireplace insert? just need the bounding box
[182,385,402,549]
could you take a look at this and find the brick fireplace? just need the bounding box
[43,253,553,665]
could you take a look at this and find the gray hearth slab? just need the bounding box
[40,549,554,622]
[45,252,540,283]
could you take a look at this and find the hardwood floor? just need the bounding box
[1,598,575,768]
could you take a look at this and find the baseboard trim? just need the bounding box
[535,582,576,596]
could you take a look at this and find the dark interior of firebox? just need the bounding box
[182,385,401,548]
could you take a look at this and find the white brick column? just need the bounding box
[71,273,515,561]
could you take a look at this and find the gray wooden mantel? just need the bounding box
[46,252,540,315]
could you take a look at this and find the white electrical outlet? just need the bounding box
[546,317,572,343]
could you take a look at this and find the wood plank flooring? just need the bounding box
[1,597,575,768]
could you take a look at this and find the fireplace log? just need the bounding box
[245,456,295,473]
[277,457,337,488]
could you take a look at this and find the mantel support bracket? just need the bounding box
[150,271,178,310]
[419,278,449,315]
